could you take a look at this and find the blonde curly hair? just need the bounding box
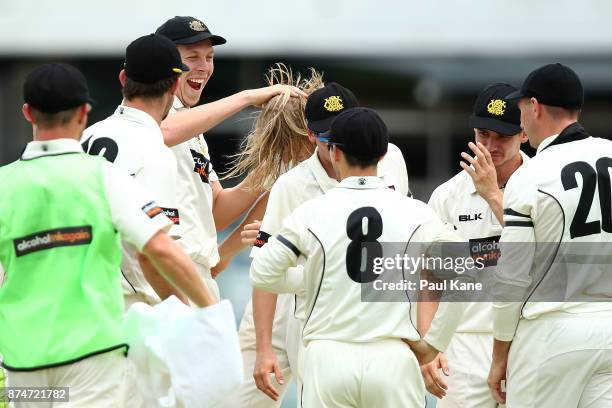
[223,63,324,191]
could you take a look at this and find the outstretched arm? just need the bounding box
[161,86,307,147]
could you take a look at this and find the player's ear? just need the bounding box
[22,104,34,124]
[531,97,541,118]
[118,69,127,87]
[520,130,528,143]
[306,130,317,144]
[333,145,343,162]
[76,103,89,125]
[169,77,180,95]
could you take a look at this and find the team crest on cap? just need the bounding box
[324,96,344,112]
[487,99,506,116]
[189,20,207,32]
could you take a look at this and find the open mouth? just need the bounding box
[186,79,204,91]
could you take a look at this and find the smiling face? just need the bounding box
[176,39,214,107]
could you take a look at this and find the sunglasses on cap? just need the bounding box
[314,130,331,143]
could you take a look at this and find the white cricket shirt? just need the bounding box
[428,151,529,333]
[494,123,612,341]
[21,139,172,249]
[251,176,462,345]
[167,96,220,269]
[251,144,411,319]
[82,105,179,304]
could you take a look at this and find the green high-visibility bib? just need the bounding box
[0,152,126,370]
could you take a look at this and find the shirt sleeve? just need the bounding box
[250,177,292,258]
[101,161,173,251]
[417,211,470,351]
[427,185,453,225]
[140,149,181,239]
[250,205,308,293]
[381,143,410,197]
[493,168,536,341]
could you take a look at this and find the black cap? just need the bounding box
[469,83,522,136]
[156,16,226,46]
[23,63,92,114]
[124,34,189,84]
[506,63,583,109]
[305,82,359,133]
[328,107,388,161]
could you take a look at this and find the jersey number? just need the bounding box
[561,157,612,238]
[345,207,383,283]
[81,137,119,163]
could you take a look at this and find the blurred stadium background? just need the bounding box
[2,1,611,406]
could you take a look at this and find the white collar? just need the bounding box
[172,95,187,111]
[113,105,160,133]
[338,176,386,190]
[21,138,84,160]
[307,149,338,192]
[536,133,560,155]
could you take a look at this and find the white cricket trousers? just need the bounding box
[506,311,612,408]
[437,332,502,408]
[6,349,126,408]
[213,294,302,408]
[303,339,425,408]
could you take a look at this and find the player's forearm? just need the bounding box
[218,192,269,257]
[417,270,442,335]
[484,191,505,225]
[253,288,278,352]
[492,339,512,363]
[143,231,217,307]
[213,178,262,231]
[161,91,251,147]
[138,253,189,305]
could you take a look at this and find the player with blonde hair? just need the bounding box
[211,63,324,277]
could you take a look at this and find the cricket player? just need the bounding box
[250,107,461,407]
[0,63,216,408]
[82,33,188,308]
[221,83,409,408]
[421,83,528,406]
[487,63,612,407]
[156,16,306,300]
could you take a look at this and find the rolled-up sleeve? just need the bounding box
[250,207,307,293]
[102,162,172,251]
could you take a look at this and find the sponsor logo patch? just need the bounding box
[254,231,271,248]
[142,201,163,219]
[161,207,180,225]
[469,235,501,267]
[14,226,93,257]
[190,149,212,184]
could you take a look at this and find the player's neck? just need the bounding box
[339,166,377,180]
[317,150,336,179]
[33,125,82,142]
[496,153,523,188]
[123,98,166,125]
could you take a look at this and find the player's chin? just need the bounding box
[490,154,504,166]
[182,89,203,107]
